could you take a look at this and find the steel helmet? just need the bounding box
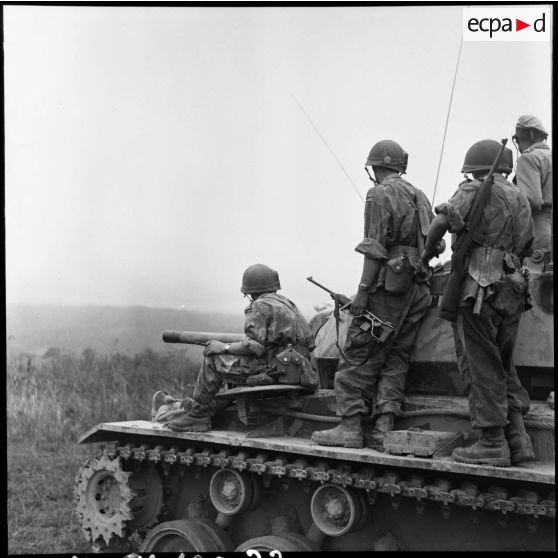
[365,140,408,173]
[461,140,513,174]
[515,114,548,138]
[241,264,281,294]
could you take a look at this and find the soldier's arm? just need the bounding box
[359,257,382,291]
[204,340,253,356]
[351,189,389,315]
[205,312,258,355]
[421,214,449,265]
[515,192,536,260]
[240,305,269,356]
[516,154,544,211]
[348,257,382,316]
[205,305,268,356]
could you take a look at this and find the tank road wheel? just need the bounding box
[209,468,262,515]
[310,483,369,537]
[354,489,370,530]
[140,519,225,552]
[194,518,234,551]
[126,467,164,532]
[75,450,163,548]
[235,533,319,552]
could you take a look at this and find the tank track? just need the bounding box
[96,439,554,526]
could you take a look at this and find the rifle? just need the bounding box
[307,276,394,344]
[438,138,508,322]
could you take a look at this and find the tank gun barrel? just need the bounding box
[162,330,244,345]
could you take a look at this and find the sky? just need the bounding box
[4,4,552,316]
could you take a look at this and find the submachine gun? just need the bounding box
[438,138,508,322]
[307,276,394,344]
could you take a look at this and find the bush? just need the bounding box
[7,346,200,447]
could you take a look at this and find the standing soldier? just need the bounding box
[312,140,442,449]
[512,115,552,270]
[421,139,535,467]
[165,264,317,432]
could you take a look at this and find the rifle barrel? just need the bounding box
[306,276,335,295]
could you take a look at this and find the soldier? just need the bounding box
[166,263,317,432]
[512,115,552,269]
[311,140,442,449]
[421,139,535,467]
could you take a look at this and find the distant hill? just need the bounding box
[6,304,245,356]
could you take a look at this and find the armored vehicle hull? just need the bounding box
[75,268,554,551]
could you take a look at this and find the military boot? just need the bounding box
[505,412,535,463]
[167,412,211,432]
[451,427,511,467]
[166,401,211,432]
[311,415,364,448]
[365,413,395,450]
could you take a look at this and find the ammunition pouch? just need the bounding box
[489,270,531,316]
[273,344,318,389]
[385,256,414,294]
[384,246,420,294]
[429,266,449,296]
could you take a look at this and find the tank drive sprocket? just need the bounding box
[74,448,163,548]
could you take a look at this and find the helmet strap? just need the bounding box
[364,166,377,184]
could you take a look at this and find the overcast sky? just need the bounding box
[5,5,552,315]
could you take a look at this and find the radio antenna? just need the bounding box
[292,94,364,203]
[431,34,464,207]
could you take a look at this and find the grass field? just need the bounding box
[8,442,92,555]
[7,346,199,555]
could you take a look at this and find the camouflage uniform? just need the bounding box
[334,176,433,418]
[513,141,552,253]
[435,175,534,430]
[191,293,315,414]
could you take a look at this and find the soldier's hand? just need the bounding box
[204,340,227,356]
[350,290,368,316]
[434,238,446,256]
[420,251,431,269]
[332,293,352,307]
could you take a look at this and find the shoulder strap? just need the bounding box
[389,182,425,253]
[491,186,518,250]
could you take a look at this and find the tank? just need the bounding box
[74,265,554,552]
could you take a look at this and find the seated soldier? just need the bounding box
[165,263,317,432]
